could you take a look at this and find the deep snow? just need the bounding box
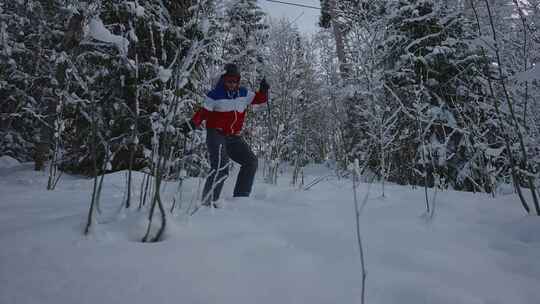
[1,160,539,304]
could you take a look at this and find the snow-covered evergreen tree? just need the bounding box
[221,0,268,87]
[379,0,490,190]
[0,1,69,164]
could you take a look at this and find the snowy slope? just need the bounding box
[1,162,539,304]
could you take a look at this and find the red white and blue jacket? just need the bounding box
[192,78,267,135]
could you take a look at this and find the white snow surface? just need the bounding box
[0,155,19,169]
[1,163,539,304]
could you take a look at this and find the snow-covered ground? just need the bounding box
[1,159,539,304]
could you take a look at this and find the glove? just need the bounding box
[179,120,196,134]
[259,78,269,93]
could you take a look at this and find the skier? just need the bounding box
[180,64,269,207]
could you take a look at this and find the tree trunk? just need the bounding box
[328,0,349,78]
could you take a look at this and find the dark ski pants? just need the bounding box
[202,128,258,203]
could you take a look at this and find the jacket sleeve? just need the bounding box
[191,107,209,127]
[191,95,215,127]
[251,91,267,105]
[250,90,267,112]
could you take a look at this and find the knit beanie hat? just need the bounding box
[223,63,241,81]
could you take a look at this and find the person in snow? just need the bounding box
[180,63,269,207]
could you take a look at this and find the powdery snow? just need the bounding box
[0,155,19,169]
[126,2,145,17]
[0,163,539,304]
[88,17,129,54]
[158,66,173,83]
